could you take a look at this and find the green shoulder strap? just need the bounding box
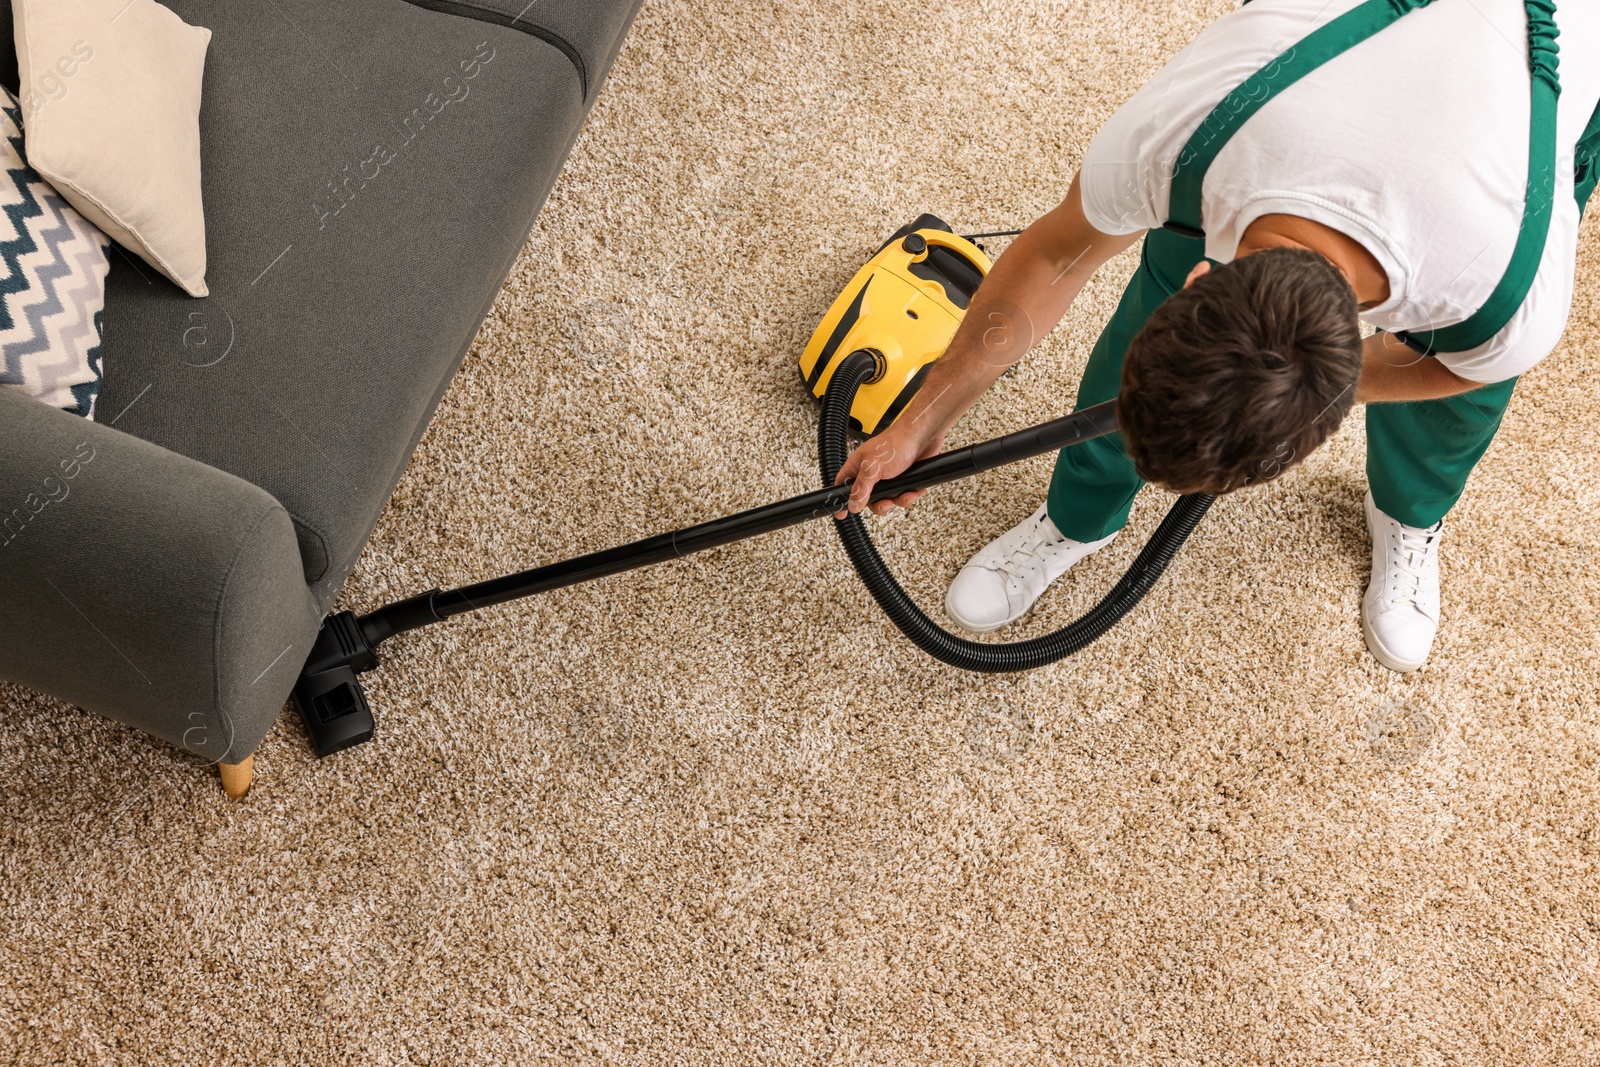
[1402,0,1561,354]
[1577,98,1600,216]
[1165,0,1437,240]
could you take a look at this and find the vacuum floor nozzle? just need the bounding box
[292,611,377,756]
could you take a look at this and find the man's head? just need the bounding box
[1118,247,1362,494]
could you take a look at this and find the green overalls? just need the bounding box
[1048,0,1597,540]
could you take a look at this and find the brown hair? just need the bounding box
[1118,247,1362,495]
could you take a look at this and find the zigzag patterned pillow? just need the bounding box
[0,86,110,419]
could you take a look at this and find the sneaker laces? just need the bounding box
[1389,522,1441,604]
[994,516,1065,581]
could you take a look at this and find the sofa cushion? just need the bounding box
[0,86,111,418]
[401,0,640,100]
[91,0,587,601]
[14,0,213,296]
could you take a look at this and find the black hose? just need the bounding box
[820,349,1215,671]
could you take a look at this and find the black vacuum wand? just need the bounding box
[293,395,1125,756]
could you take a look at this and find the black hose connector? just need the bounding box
[820,349,1214,672]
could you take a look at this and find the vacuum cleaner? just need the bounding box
[292,215,1215,757]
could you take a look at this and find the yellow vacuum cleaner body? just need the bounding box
[800,214,992,435]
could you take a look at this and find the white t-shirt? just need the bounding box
[1078,0,1600,384]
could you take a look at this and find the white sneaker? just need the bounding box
[1361,490,1442,673]
[945,503,1118,633]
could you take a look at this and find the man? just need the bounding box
[835,0,1599,672]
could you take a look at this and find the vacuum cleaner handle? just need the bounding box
[298,396,1122,756]
[358,399,1120,644]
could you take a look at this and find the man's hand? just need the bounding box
[832,420,946,518]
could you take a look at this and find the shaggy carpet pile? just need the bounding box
[4,0,1597,1063]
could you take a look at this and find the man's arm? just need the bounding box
[1358,331,1486,402]
[834,176,1142,516]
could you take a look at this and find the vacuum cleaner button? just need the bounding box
[901,233,927,255]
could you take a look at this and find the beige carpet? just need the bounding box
[5,0,1600,1062]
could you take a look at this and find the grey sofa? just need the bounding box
[0,0,640,795]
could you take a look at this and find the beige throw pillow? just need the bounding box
[13,0,211,296]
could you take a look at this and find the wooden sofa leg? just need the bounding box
[219,755,254,799]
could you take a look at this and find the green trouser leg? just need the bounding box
[1365,378,1517,528]
[1047,228,1210,542]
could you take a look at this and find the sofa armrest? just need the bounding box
[0,389,320,764]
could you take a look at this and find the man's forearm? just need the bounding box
[892,182,1142,442]
[900,231,1089,437]
[1358,332,1486,403]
